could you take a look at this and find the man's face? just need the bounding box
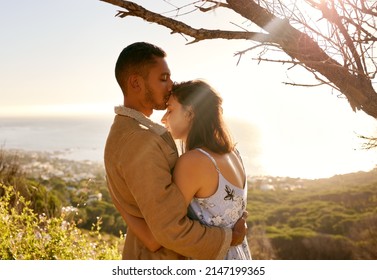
[142,57,173,114]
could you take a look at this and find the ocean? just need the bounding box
[0,116,112,163]
[0,115,264,176]
[2,115,376,179]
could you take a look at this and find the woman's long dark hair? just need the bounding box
[171,79,234,154]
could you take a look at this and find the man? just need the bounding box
[104,42,246,260]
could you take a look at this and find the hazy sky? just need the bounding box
[1,0,376,179]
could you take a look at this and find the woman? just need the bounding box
[124,79,251,259]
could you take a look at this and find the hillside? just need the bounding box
[247,169,377,259]
[1,148,376,259]
[0,149,126,236]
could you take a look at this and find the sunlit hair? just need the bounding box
[115,42,166,94]
[171,79,234,154]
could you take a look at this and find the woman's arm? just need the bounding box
[122,212,162,252]
[173,150,216,206]
[173,150,248,247]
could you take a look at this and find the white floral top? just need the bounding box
[189,148,251,260]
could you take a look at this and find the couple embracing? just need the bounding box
[104,42,251,260]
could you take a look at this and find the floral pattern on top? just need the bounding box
[188,148,252,260]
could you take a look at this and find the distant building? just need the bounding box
[260,184,275,191]
[87,193,102,204]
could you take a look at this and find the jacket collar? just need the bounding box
[114,106,178,154]
[114,106,166,136]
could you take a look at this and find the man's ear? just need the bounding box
[129,74,142,91]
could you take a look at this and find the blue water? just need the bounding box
[0,115,263,176]
[0,116,113,163]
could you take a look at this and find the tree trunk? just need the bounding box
[226,0,377,118]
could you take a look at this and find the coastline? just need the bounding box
[1,115,376,180]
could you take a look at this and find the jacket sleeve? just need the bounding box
[118,131,231,259]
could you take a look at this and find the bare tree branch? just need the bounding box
[358,134,377,150]
[226,0,377,117]
[100,0,377,119]
[103,0,267,43]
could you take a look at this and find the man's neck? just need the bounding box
[124,100,152,117]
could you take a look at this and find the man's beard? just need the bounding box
[145,84,167,110]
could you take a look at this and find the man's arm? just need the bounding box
[122,212,161,252]
[124,211,247,252]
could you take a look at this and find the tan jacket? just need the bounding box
[104,112,232,260]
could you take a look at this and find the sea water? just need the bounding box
[2,115,375,179]
[0,115,263,176]
[0,115,112,163]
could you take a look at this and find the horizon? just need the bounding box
[1,112,376,180]
[2,145,376,181]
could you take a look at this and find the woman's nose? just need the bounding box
[161,112,167,125]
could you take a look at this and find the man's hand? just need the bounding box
[230,211,248,246]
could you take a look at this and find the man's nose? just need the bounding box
[168,78,173,91]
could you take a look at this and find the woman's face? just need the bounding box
[161,95,192,141]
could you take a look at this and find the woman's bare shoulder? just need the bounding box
[177,149,212,168]
[175,149,219,198]
[175,149,218,181]
[173,149,212,203]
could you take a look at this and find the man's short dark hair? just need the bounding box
[115,42,166,92]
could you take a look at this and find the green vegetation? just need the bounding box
[0,149,123,260]
[0,185,122,260]
[1,148,376,259]
[247,171,377,259]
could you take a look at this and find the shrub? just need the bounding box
[0,184,122,260]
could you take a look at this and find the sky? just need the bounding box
[1,0,377,179]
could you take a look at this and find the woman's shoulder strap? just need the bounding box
[195,148,220,172]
